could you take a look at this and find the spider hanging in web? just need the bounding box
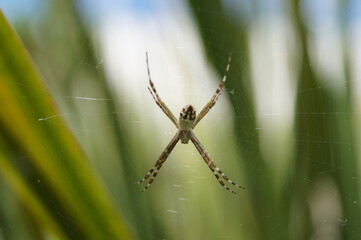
[136,53,245,194]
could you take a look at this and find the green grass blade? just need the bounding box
[0,10,134,239]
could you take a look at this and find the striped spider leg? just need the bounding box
[136,133,180,192]
[146,52,179,128]
[192,54,231,129]
[136,53,244,193]
[191,132,245,194]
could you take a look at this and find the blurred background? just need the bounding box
[1,0,361,239]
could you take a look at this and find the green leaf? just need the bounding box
[0,10,134,240]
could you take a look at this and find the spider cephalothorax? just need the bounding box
[136,53,245,194]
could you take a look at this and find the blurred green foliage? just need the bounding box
[188,0,360,239]
[0,9,133,240]
[0,0,360,239]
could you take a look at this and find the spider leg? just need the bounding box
[190,132,244,193]
[141,161,165,192]
[147,87,169,118]
[135,164,156,184]
[209,163,236,194]
[211,163,245,189]
[146,52,179,128]
[136,133,180,192]
[192,54,232,129]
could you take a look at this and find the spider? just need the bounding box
[136,53,245,194]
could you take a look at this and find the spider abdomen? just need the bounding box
[179,104,196,131]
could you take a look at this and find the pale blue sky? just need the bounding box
[2,0,360,23]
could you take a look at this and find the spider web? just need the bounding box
[2,0,361,239]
